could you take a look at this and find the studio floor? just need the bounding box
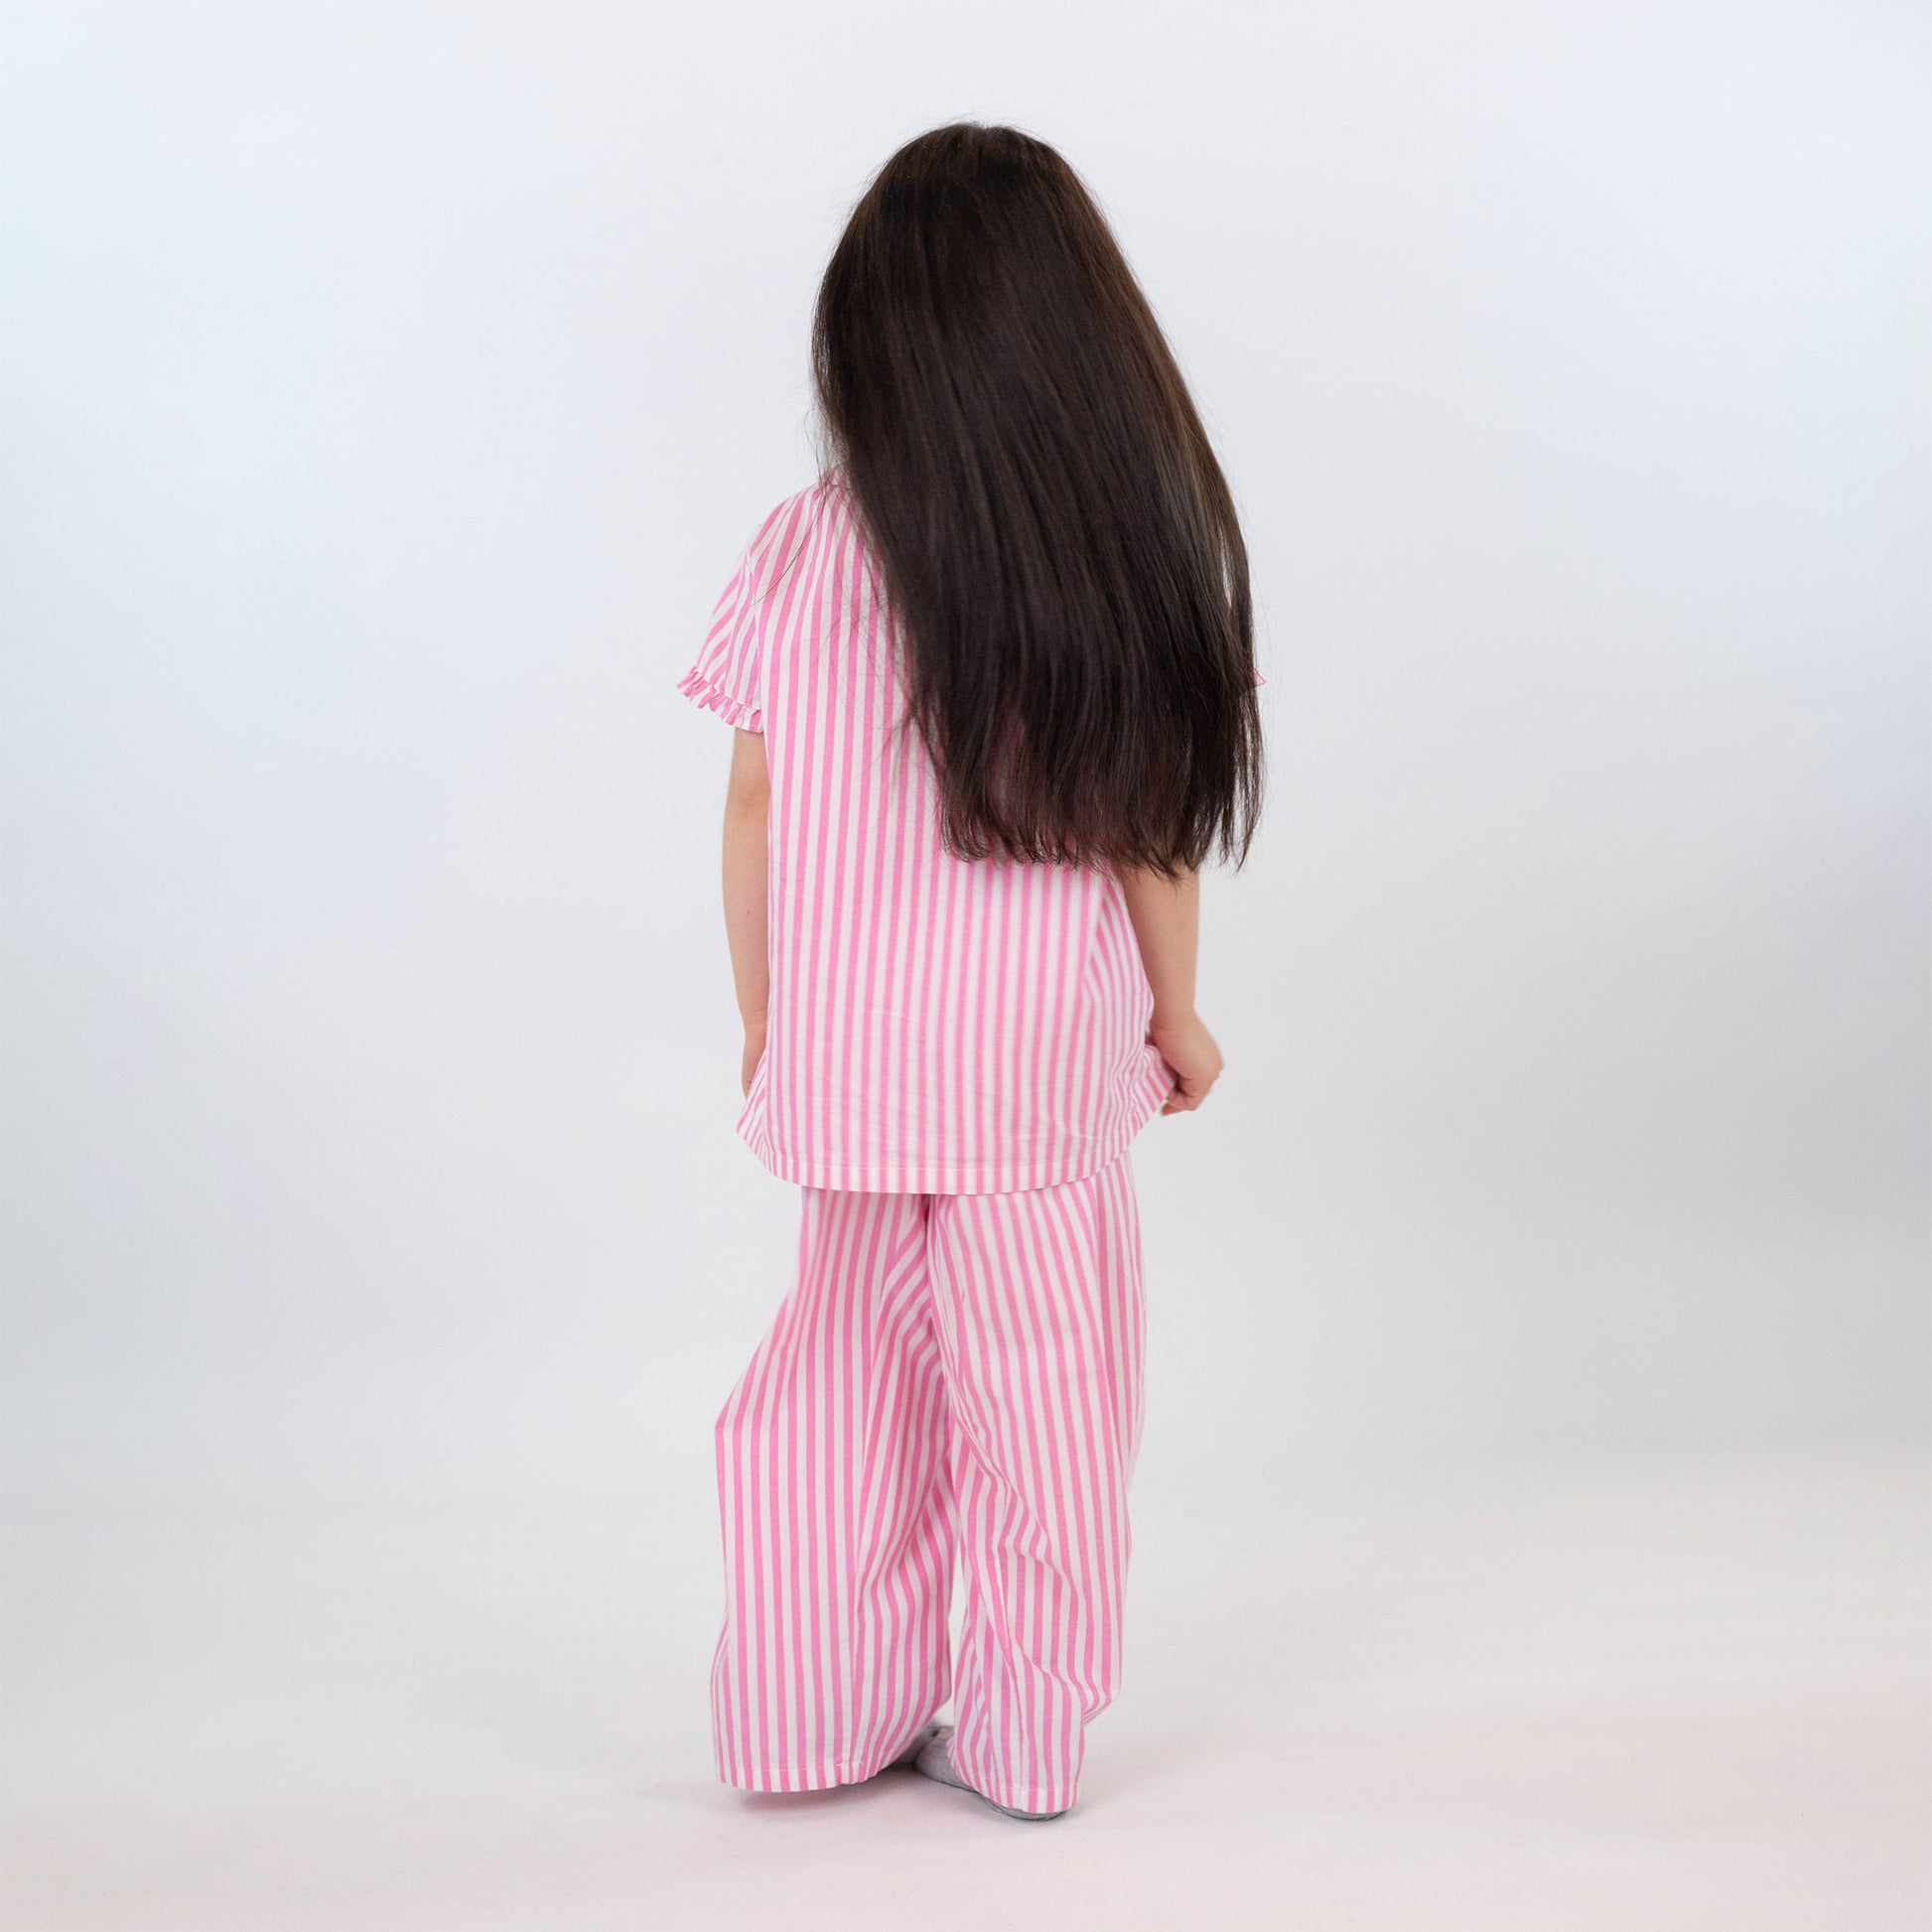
[6,1442,1925,1932]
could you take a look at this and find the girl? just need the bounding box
[676,122,1263,1823]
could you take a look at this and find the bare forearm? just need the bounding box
[722,806,768,1020]
[721,731,770,1024]
[1118,863,1199,1023]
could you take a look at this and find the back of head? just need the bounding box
[813,122,1263,877]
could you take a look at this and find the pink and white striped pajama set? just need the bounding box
[677,475,1176,1815]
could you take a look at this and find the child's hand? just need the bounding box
[1149,1010,1223,1114]
[741,1017,767,1097]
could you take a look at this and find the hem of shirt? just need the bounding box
[734,1047,1175,1196]
[676,666,762,732]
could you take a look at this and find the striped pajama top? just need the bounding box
[677,473,1178,1194]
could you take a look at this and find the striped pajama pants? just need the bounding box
[710,1148,1147,1817]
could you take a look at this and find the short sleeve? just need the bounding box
[677,510,781,733]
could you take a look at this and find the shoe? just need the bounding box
[911,1724,1070,1821]
[876,1720,943,1775]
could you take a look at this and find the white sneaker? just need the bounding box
[877,1720,943,1774]
[911,1725,1070,1822]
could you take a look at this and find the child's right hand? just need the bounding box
[741,1018,767,1097]
[1149,1011,1223,1114]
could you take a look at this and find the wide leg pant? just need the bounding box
[709,1148,1147,1816]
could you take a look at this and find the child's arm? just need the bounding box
[1118,864,1224,1113]
[722,727,771,1094]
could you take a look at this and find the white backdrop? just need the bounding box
[3,0,1926,1514]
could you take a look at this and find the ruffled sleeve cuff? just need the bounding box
[677,665,762,732]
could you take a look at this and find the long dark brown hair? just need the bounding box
[812,122,1263,878]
